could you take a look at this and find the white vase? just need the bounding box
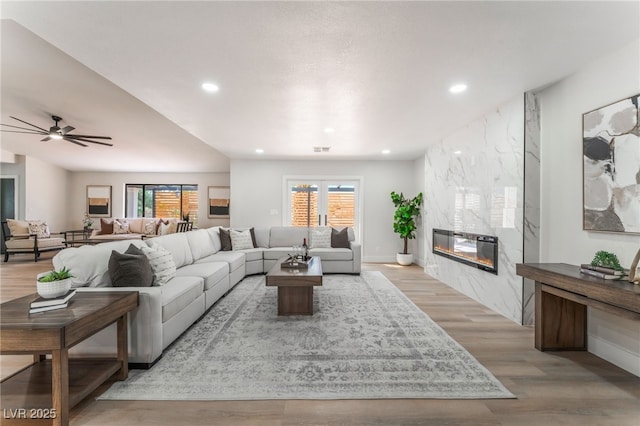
[396,253,413,266]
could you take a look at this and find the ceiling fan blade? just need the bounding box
[2,130,45,135]
[1,123,46,134]
[41,136,52,142]
[65,134,112,140]
[60,125,75,134]
[69,136,113,146]
[62,137,87,147]
[9,116,48,132]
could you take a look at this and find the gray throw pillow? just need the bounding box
[219,228,232,251]
[331,227,350,248]
[108,248,153,287]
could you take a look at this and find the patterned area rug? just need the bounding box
[99,271,514,400]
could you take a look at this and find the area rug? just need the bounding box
[99,271,514,400]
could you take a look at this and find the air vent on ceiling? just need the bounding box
[313,146,331,153]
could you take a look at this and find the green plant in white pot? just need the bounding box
[390,191,423,266]
[37,267,73,298]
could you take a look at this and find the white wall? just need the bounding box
[68,172,230,230]
[539,39,640,376]
[230,159,416,262]
[24,156,68,232]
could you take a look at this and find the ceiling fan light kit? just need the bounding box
[0,115,113,147]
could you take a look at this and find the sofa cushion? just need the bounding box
[141,245,177,286]
[195,251,245,271]
[236,247,264,262]
[113,219,130,234]
[108,247,153,288]
[7,219,30,235]
[176,262,228,291]
[53,239,148,288]
[89,233,143,241]
[269,226,309,248]
[161,276,204,323]
[219,228,232,251]
[28,222,50,238]
[230,229,253,250]
[148,232,194,268]
[309,247,353,261]
[310,227,331,248]
[186,229,218,261]
[331,227,350,248]
[127,218,144,234]
[205,227,222,252]
[262,247,293,261]
[6,237,65,249]
[99,218,114,235]
[253,228,270,248]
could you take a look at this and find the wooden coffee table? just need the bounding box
[266,256,323,315]
[0,291,138,426]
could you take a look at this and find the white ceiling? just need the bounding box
[1,1,639,172]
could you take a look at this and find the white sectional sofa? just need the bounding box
[52,225,361,367]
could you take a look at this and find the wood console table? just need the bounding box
[0,291,138,426]
[516,263,640,351]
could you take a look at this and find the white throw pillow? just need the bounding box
[113,219,130,234]
[28,221,50,238]
[141,245,176,286]
[230,229,254,250]
[310,227,331,248]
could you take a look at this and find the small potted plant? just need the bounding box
[83,213,94,230]
[37,267,73,298]
[390,191,423,265]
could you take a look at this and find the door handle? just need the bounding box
[324,215,327,226]
[318,215,321,226]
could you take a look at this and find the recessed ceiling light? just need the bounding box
[255,148,264,154]
[202,82,219,93]
[454,150,462,155]
[449,83,467,94]
[324,127,335,133]
[382,149,390,155]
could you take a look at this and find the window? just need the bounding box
[286,178,361,241]
[125,184,198,222]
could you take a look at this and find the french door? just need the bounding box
[286,178,360,236]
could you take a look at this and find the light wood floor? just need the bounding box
[1,253,639,425]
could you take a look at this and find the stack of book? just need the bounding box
[580,264,628,280]
[29,289,76,314]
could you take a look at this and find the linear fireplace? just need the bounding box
[432,228,498,274]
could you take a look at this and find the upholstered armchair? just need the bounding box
[1,219,66,262]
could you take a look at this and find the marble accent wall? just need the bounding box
[522,91,541,326]
[424,95,525,324]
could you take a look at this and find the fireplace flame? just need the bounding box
[434,245,495,268]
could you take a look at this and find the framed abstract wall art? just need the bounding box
[208,186,230,218]
[87,185,112,217]
[583,94,639,234]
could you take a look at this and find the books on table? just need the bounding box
[29,289,76,314]
[579,264,628,280]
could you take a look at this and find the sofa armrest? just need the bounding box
[74,287,163,364]
[349,241,362,274]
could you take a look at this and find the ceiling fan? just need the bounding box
[0,115,113,147]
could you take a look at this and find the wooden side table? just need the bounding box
[0,291,138,426]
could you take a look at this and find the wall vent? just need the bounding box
[313,146,331,153]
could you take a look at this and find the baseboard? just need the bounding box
[363,256,397,263]
[588,334,640,377]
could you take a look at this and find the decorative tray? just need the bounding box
[281,256,312,269]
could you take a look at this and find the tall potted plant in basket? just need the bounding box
[390,191,423,266]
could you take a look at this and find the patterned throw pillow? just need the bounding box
[230,229,254,250]
[140,245,176,286]
[310,227,331,248]
[113,219,130,234]
[143,220,158,236]
[28,221,50,238]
